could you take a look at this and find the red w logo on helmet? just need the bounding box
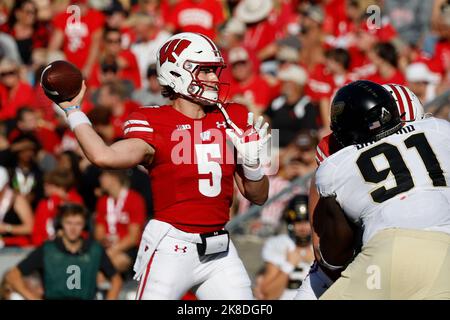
[159,39,192,65]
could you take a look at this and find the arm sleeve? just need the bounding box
[17,247,44,276]
[99,248,118,279]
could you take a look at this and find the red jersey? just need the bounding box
[0,82,35,120]
[53,9,105,69]
[32,192,83,246]
[123,103,248,233]
[315,133,342,165]
[228,75,272,110]
[169,0,225,40]
[367,70,406,85]
[95,189,146,241]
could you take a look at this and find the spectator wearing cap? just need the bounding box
[367,42,406,85]
[104,0,134,49]
[167,0,225,41]
[279,131,318,181]
[132,64,168,106]
[227,46,273,115]
[235,0,277,61]
[0,0,49,65]
[48,0,105,78]
[94,169,146,273]
[6,203,122,300]
[406,62,437,104]
[89,28,141,90]
[265,65,318,148]
[129,13,171,88]
[32,169,83,246]
[0,133,44,209]
[0,165,33,247]
[0,58,35,121]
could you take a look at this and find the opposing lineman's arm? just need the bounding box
[60,82,154,168]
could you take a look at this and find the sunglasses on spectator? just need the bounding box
[0,70,18,77]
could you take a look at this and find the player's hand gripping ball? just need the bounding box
[40,60,83,104]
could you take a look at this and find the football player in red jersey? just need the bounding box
[56,32,271,300]
[295,83,427,299]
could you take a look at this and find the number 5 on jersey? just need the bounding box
[195,144,222,197]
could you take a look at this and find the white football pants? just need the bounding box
[135,228,253,300]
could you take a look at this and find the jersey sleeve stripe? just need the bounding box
[124,120,150,126]
[124,127,154,134]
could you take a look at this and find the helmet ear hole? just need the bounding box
[170,71,181,77]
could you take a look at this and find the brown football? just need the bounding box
[40,60,83,103]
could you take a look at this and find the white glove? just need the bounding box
[226,112,271,169]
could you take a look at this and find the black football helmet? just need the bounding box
[284,195,311,246]
[330,80,402,147]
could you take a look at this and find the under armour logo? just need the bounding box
[216,121,227,129]
[174,245,187,253]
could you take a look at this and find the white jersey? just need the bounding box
[316,117,450,245]
[262,234,312,300]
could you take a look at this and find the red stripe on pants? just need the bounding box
[136,253,155,300]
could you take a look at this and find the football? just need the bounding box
[40,60,83,104]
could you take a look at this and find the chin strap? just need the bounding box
[216,102,243,135]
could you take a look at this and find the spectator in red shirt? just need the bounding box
[367,42,406,85]
[0,165,33,247]
[0,58,35,121]
[32,169,83,246]
[8,107,61,154]
[104,0,135,49]
[95,80,141,139]
[235,0,277,61]
[89,28,141,90]
[0,0,49,65]
[167,0,225,41]
[308,48,354,133]
[227,46,272,115]
[95,169,146,273]
[48,0,105,78]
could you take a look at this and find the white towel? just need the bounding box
[133,219,172,281]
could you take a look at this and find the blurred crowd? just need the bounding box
[0,0,450,300]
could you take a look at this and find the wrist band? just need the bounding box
[67,111,92,131]
[280,261,295,274]
[64,105,81,112]
[243,163,264,181]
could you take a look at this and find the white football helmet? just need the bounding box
[382,83,425,121]
[156,32,227,105]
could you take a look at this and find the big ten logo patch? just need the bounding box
[66,265,81,290]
